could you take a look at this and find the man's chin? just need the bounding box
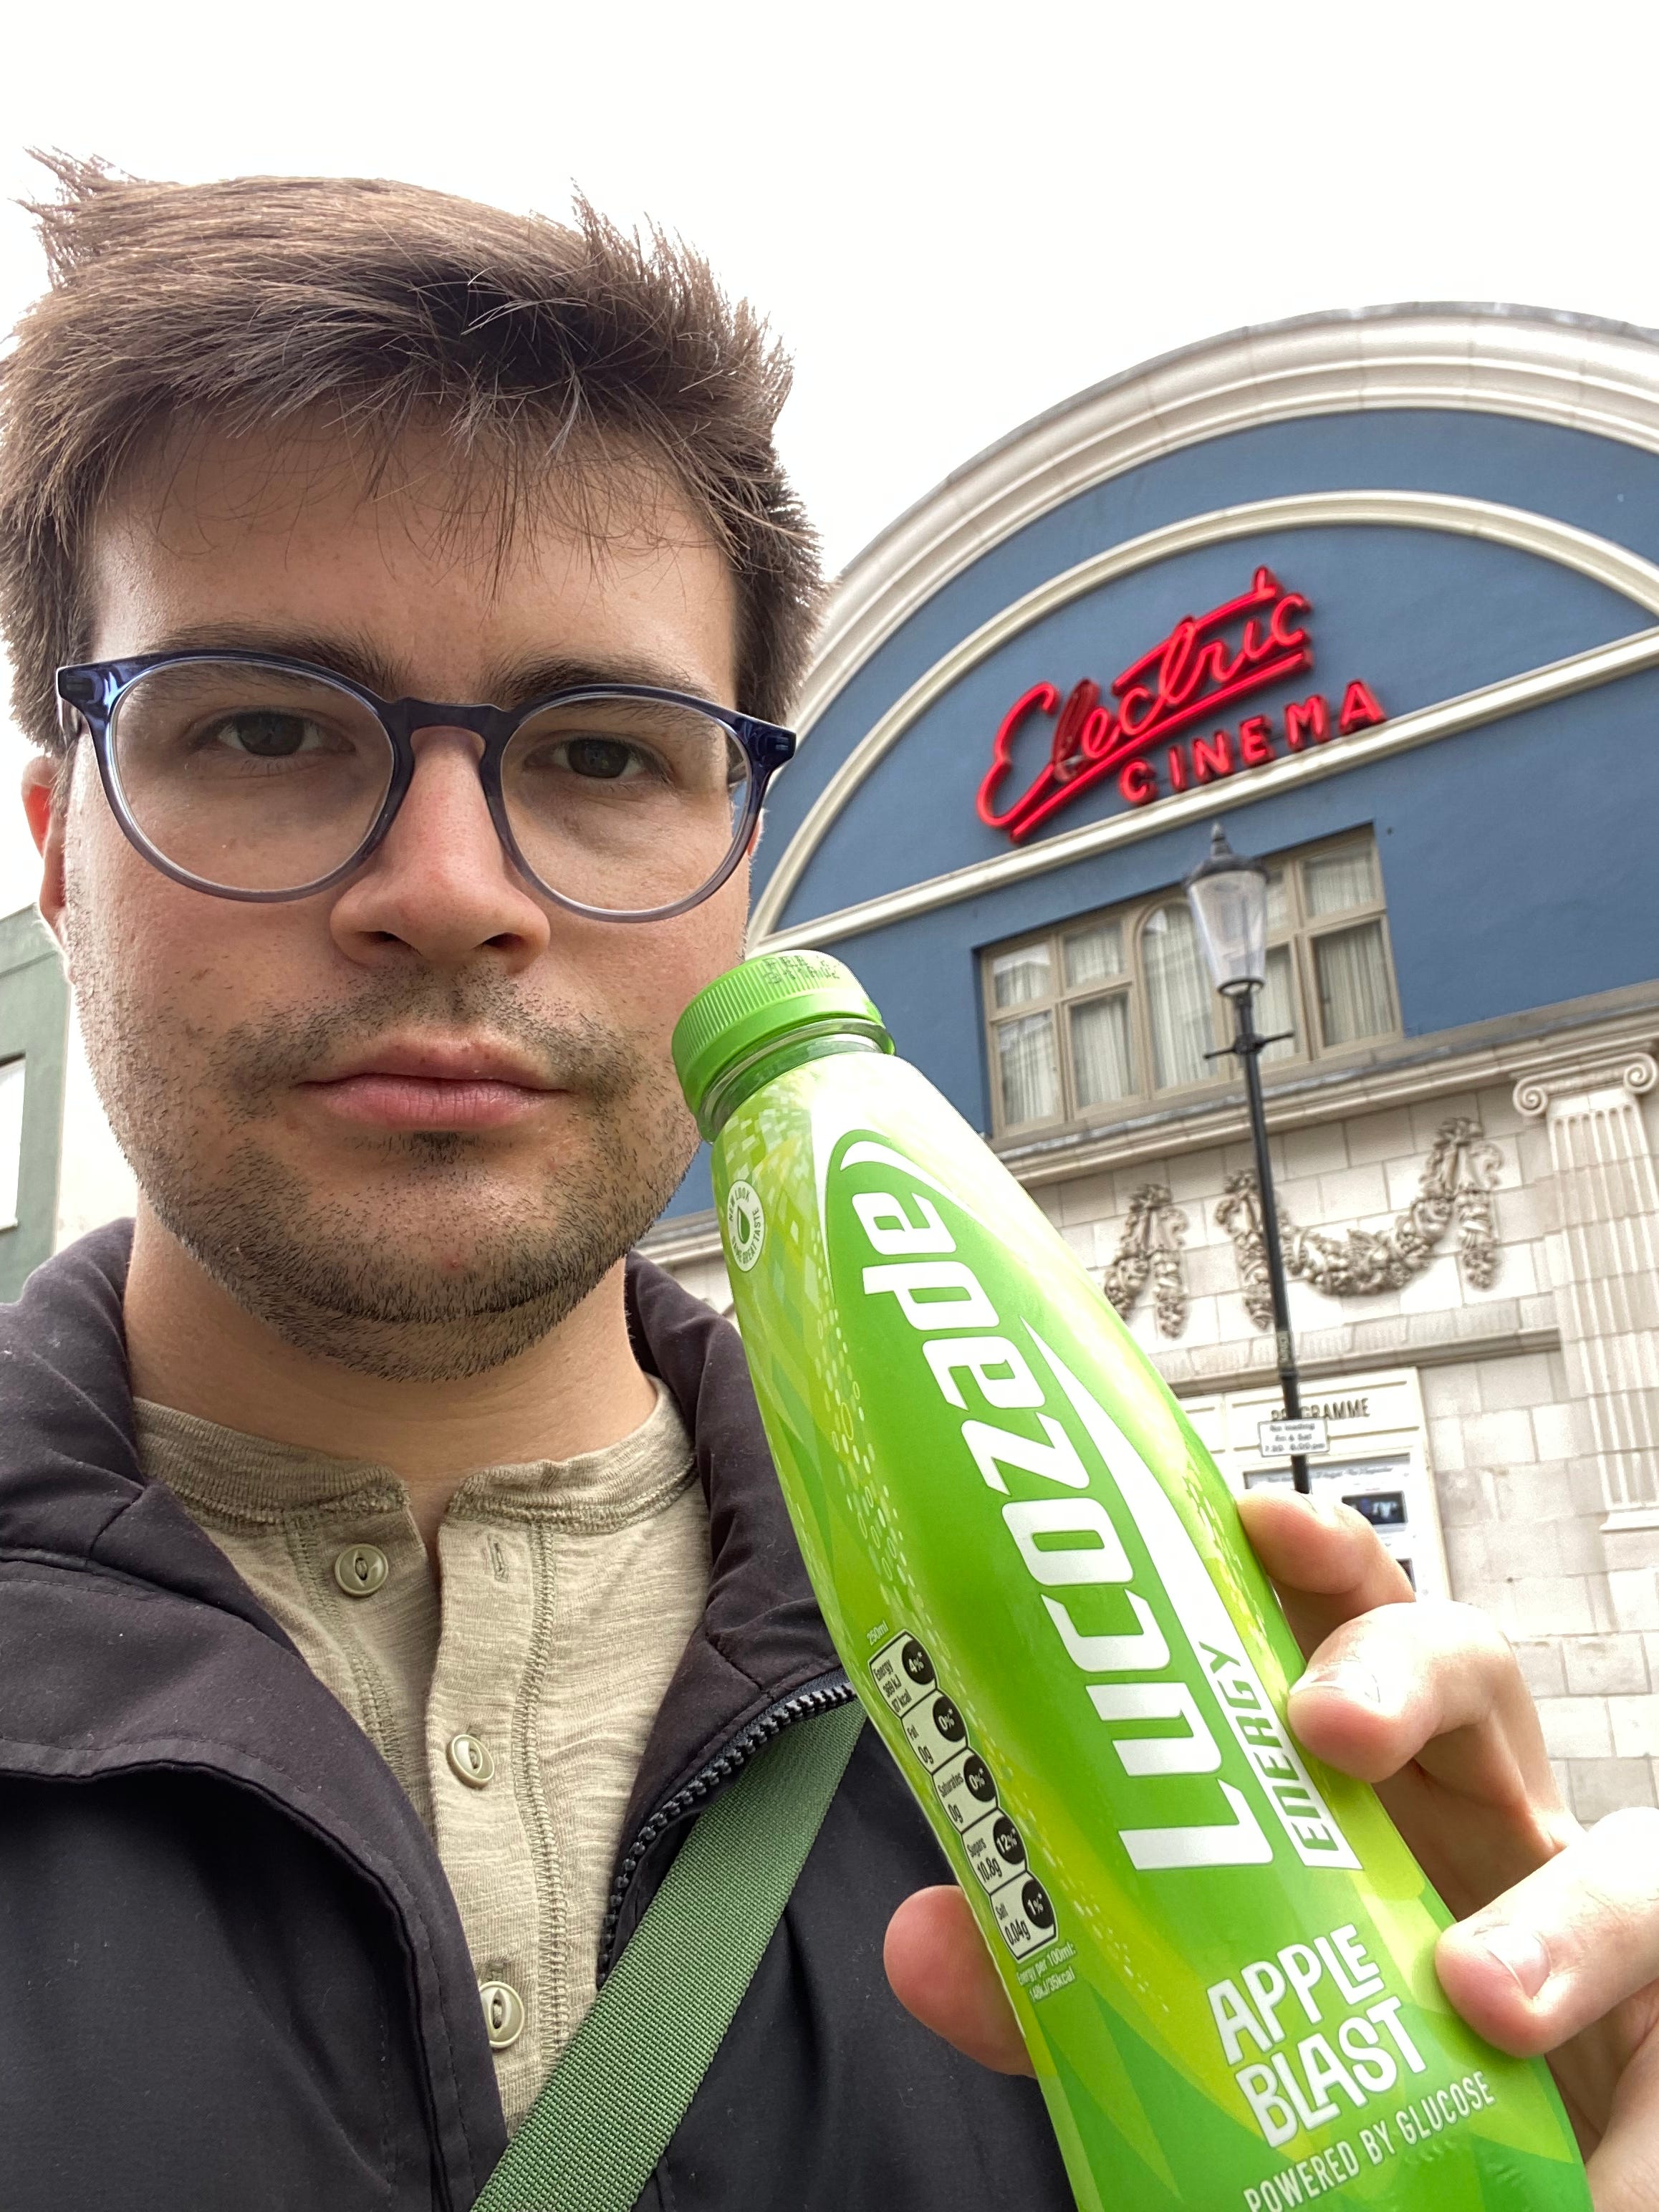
[145,1132,685,1383]
[240,1279,615,1383]
[182,1222,632,1382]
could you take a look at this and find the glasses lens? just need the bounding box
[108,660,395,894]
[501,694,751,914]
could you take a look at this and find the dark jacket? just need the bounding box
[0,1224,1072,2211]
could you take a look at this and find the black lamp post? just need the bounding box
[1184,824,1311,1495]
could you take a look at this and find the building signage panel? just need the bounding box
[1180,1370,1448,1597]
[976,566,1386,842]
[1256,1417,1329,1460]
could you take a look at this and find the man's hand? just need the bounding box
[883,1490,1659,2203]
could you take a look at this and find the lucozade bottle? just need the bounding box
[672,949,1589,2212]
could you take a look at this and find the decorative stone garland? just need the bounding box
[1214,1116,1503,1332]
[1099,1183,1190,1337]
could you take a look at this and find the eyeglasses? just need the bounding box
[55,651,797,923]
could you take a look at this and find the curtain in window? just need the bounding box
[1304,847,1377,918]
[1314,920,1393,1044]
[996,1011,1060,1125]
[1143,904,1213,1090]
[1261,943,1298,1066]
[991,946,1051,1009]
[1064,920,1123,990]
[1070,994,1135,1108]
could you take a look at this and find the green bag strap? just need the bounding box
[472,1698,866,2212]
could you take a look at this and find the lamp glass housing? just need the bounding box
[1185,846,1269,995]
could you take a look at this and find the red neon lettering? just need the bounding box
[1191,729,1234,783]
[982,567,1317,842]
[1238,714,1275,766]
[1149,620,1205,712]
[976,683,1059,830]
[1049,681,1102,784]
[1119,759,1158,806]
[1117,686,1155,736]
[1283,694,1329,750]
[1339,679,1387,735]
[1079,705,1115,760]
[1269,593,1311,653]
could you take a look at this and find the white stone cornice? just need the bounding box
[1004,1014,1659,1188]
[1514,1051,1659,1119]
[638,999,1659,1262]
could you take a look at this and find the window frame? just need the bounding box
[979,831,1400,1141]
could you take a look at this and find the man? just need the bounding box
[0,157,1655,2209]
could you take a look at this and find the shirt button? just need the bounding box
[447,1732,496,1788]
[333,1543,390,1597]
[480,1980,525,2050]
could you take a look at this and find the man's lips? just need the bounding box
[299,1042,561,1132]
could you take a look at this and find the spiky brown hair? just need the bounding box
[0,155,823,749]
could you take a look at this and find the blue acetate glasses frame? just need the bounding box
[55,650,798,923]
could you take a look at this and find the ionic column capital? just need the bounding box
[1514,1050,1659,1120]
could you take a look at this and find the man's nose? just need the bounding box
[327,728,552,969]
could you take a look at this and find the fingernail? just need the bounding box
[1294,1662,1382,1707]
[1478,1925,1551,1998]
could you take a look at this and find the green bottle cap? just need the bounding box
[673,951,891,1128]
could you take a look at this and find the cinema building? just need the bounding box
[644,303,1659,1824]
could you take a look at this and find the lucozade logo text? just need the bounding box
[836,1133,1358,1875]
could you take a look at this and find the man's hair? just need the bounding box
[0,155,822,749]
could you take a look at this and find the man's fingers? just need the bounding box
[1284,1595,1570,1910]
[884,1885,1033,2076]
[1436,1810,1659,2061]
[1585,2026,1659,2212]
[1284,1595,1549,1797]
[1236,1488,1414,1656]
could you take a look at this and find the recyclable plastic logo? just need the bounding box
[726,1180,766,1271]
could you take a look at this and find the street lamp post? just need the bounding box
[1184,824,1312,1495]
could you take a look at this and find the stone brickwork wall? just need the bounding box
[1029,1069,1658,1828]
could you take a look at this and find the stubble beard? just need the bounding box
[67,905,697,1382]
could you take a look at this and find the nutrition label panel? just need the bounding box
[868,1630,1060,1963]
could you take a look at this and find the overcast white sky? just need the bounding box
[4,0,1659,917]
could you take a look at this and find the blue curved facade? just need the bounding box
[648,309,1659,1828]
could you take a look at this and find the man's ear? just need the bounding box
[21,751,70,943]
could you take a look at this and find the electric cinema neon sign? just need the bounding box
[976,567,1386,843]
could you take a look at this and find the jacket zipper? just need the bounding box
[598,1670,855,1975]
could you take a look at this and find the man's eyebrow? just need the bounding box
[481,650,727,710]
[131,625,726,710]
[135,625,408,698]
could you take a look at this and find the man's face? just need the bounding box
[39,424,749,1379]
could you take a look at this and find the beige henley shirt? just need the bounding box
[134,1382,710,2132]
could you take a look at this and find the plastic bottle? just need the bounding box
[671,948,1590,2212]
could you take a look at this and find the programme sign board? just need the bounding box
[1256,1417,1330,1460]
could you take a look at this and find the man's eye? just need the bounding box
[557,736,647,781]
[209,712,329,758]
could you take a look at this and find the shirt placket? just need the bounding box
[428,1509,554,2124]
[297,1503,436,1817]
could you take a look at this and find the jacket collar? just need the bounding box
[0,1220,839,2201]
[618,1249,842,1849]
[0,1220,839,1842]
